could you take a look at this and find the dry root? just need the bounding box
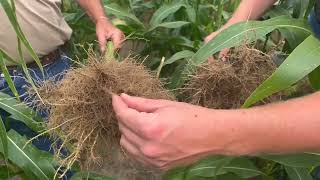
[34,51,174,178]
[182,46,283,109]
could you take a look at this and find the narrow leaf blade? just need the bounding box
[149,3,184,27]
[243,35,320,107]
[164,50,195,65]
[284,166,313,180]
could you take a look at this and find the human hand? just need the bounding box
[204,31,229,62]
[112,94,240,170]
[96,17,125,52]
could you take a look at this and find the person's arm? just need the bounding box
[77,0,125,51]
[238,92,320,154]
[206,0,277,41]
[205,0,277,60]
[112,92,320,169]
[221,0,277,30]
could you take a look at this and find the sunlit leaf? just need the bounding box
[0,51,19,99]
[0,130,56,180]
[243,35,320,107]
[0,116,8,163]
[188,157,263,178]
[0,92,44,133]
[104,3,144,28]
[261,153,320,167]
[148,21,190,32]
[0,165,17,179]
[170,16,312,88]
[192,16,311,65]
[285,166,313,180]
[309,66,320,90]
[0,0,43,73]
[163,167,187,180]
[149,3,184,27]
[164,50,194,65]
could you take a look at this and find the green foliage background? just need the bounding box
[0,0,320,179]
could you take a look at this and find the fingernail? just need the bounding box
[120,93,130,98]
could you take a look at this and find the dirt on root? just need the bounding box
[35,52,174,179]
[182,46,283,109]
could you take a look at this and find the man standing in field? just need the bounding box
[112,0,320,171]
[0,0,124,150]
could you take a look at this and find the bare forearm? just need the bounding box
[77,0,108,22]
[214,92,320,156]
[221,0,277,31]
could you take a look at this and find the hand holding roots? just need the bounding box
[34,51,174,178]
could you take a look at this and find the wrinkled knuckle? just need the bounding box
[115,110,127,120]
[159,165,169,171]
[114,111,122,120]
[141,122,162,139]
[140,145,159,158]
[154,162,166,168]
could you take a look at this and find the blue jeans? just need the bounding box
[0,54,71,151]
[309,10,320,38]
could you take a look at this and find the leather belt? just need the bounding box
[7,48,62,70]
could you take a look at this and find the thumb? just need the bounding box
[219,48,230,61]
[97,30,106,53]
[120,93,173,113]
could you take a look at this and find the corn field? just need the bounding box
[0,0,320,179]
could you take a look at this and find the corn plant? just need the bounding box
[1,0,320,179]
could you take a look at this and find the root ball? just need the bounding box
[183,46,282,109]
[37,53,174,178]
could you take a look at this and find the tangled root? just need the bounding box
[35,52,174,178]
[183,46,282,109]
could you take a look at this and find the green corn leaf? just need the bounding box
[188,156,229,177]
[0,0,43,73]
[284,166,313,180]
[185,5,196,23]
[148,21,190,32]
[309,66,320,90]
[163,167,188,180]
[17,38,42,109]
[243,35,320,107]
[0,116,8,164]
[104,3,144,28]
[0,130,56,180]
[213,157,234,177]
[0,116,8,163]
[170,16,312,88]
[0,92,44,133]
[279,27,311,50]
[216,173,247,180]
[0,51,19,99]
[192,16,311,66]
[0,165,17,179]
[149,3,184,27]
[266,6,291,17]
[188,157,263,178]
[266,11,311,50]
[164,50,194,66]
[70,171,115,180]
[0,50,19,65]
[293,0,310,18]
[261,153,320,167]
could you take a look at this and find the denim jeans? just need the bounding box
[0,54,71,153]
[309,9,320,38]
